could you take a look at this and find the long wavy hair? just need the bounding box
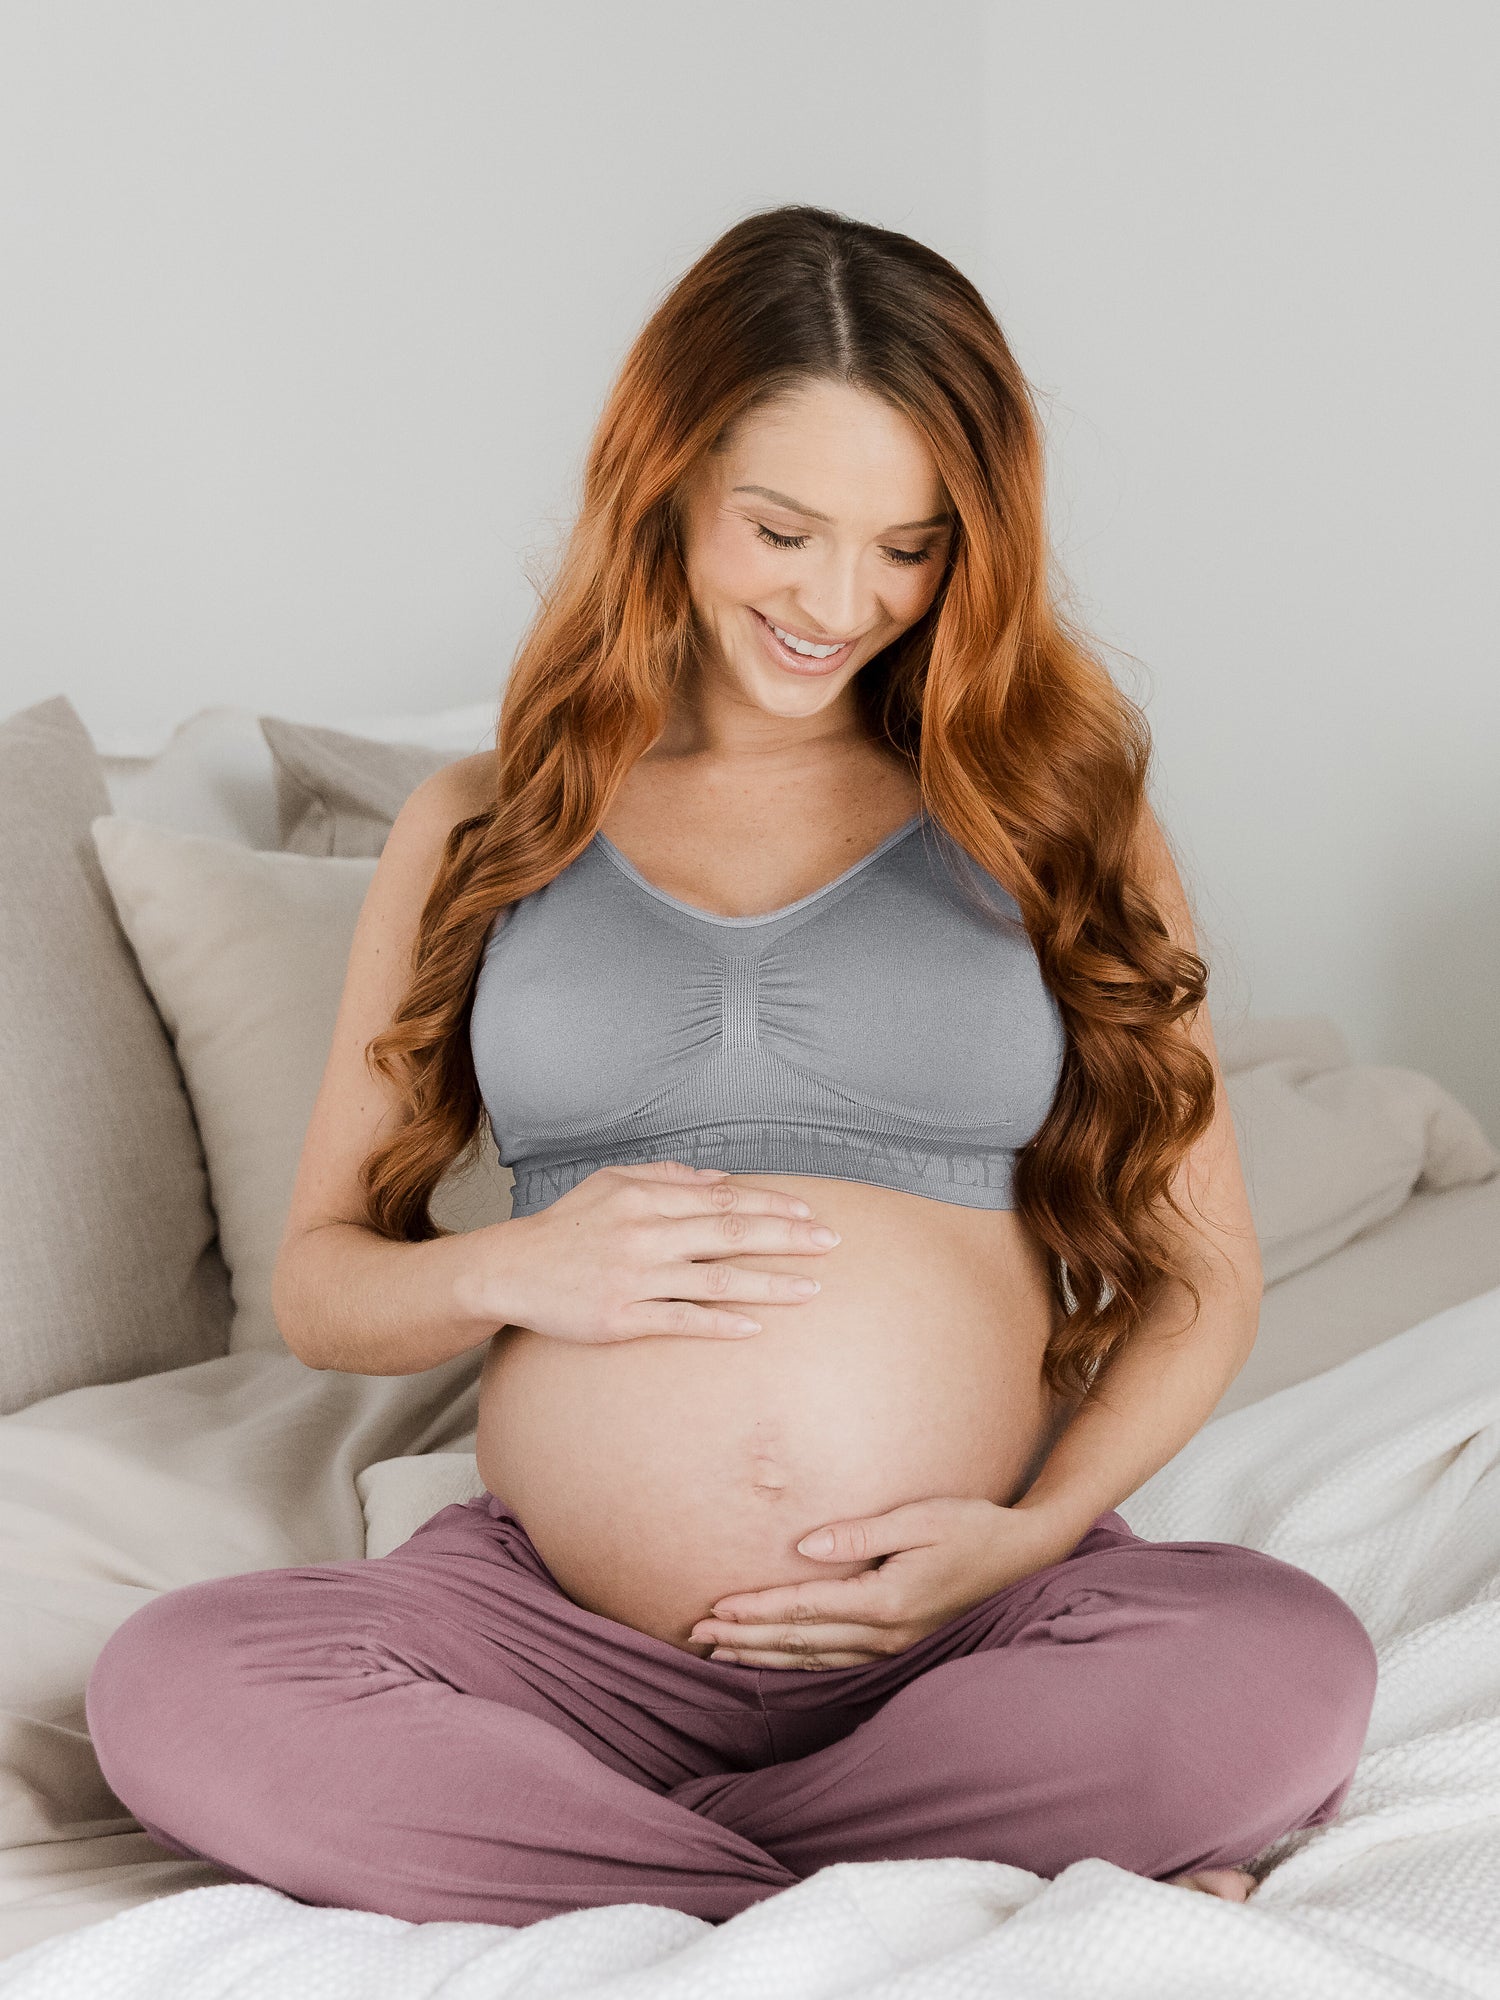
[359,202,1217,1401]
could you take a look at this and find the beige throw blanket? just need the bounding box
[0,1348,480,1954]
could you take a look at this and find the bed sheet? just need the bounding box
[1218,1173,1500,1415]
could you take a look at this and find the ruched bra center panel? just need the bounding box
[469,820,1068,1213]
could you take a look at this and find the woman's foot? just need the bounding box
[1168,1866,1257,1901]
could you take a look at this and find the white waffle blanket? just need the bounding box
[4,1286,1499,2000]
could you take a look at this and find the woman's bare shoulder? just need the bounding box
[446,746,499,807]
[410,747,499,837]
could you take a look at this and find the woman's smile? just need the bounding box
[749,606,857,677]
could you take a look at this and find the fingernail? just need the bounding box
[790,1200,812,1217]
[811,1227,840,1245]
[792,1278,819,1295]
[799,1529,836,1555]
[732,1319,762,1333]
[711,1649,739,1663]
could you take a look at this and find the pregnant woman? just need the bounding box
[87,204,1377,1926]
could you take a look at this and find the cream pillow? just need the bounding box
[1225,1057,1499,1285]
[89,818,511,1356]
[359,1451,487,1558]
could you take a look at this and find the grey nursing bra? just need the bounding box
[469,810,1067,1217]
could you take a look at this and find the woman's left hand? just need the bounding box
[688,1497,1076,1669]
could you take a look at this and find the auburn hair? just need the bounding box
[359,202,1217,1402]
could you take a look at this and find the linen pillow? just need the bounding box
[89,818,511,1356]
[0,698,231,1413]
[1225,1056,1499,1285]
[259,717,470,857]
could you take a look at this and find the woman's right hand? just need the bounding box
[464,1159,841,1345]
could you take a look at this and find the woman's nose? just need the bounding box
[794,562,869,642]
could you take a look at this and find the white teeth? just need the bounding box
[768,621,846,659]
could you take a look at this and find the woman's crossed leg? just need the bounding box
[84,1498,1377,1926]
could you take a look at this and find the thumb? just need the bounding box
[797,1502,937,1563]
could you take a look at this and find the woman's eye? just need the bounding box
[754,522,933,568]
[755,523,808,552]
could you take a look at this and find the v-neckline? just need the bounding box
[591,813,925,928]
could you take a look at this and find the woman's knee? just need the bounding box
[1150,1545,1378,1850]
[1210,1549,1376,1748]
[1009,1540,1375,1858]
[85,1568,328,1852]
[88,1582,237,1811]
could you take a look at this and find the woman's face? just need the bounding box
[677,379,954,723]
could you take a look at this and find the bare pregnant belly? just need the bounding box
[475,1176,1067,1653]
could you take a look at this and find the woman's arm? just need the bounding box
[1011,804,1264,1550]
[270,755,523,1375]
[273,1214,522,1375]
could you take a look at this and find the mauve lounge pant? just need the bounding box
[84,1495,1378,1927]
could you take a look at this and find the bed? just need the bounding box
[1,694,1496,1993]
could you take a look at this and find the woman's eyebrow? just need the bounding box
[731,484,953,532]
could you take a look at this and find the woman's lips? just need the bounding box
[750,608,854,677]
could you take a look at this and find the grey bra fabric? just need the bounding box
[469,810,1067,1217]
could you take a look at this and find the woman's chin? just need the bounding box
[737,661,851,716]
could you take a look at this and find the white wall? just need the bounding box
[0,0,986,744]
[2,2,1495,1135]
[976,2,1500,1136]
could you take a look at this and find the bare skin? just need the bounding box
[475,377,1257,1900]
[1170,1868,1258,1901]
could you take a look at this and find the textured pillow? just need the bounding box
[259,717,461,857]
[1226,1057,1499,1285]
[0,698,231,1412]
[89,818,511,1355]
